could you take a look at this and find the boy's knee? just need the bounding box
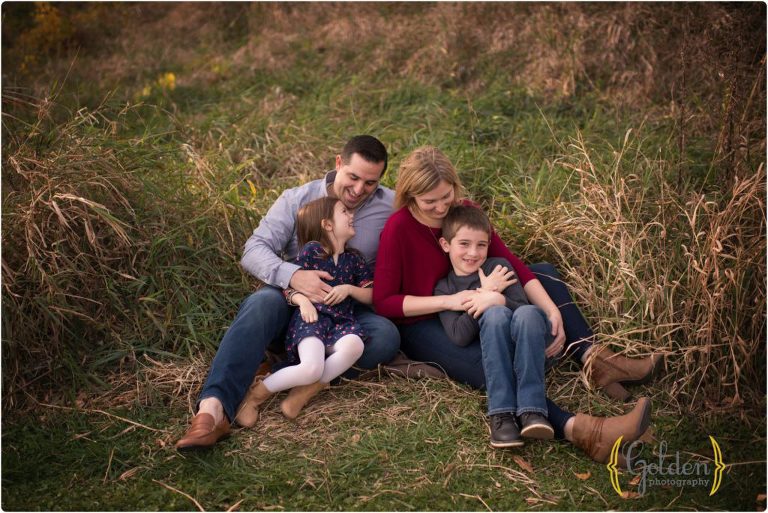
[480,305,513,327]
[511,305,547,329]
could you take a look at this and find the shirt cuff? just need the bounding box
[275,262,301,289]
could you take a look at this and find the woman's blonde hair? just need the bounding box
[394,146,464,210]
[296,196,340,259]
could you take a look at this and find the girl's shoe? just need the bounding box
[281,381,329,419]
[234,379,274,428]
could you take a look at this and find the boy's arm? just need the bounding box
[435,279,480,347]
[484,258,529,310]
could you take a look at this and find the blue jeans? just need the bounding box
[479,305,553,416]
[198,286,400,422]
[399,317,574,439]
[528,262,594,362]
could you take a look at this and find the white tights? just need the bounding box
[262,335,364,393]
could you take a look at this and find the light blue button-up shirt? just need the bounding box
[241,171,394,289]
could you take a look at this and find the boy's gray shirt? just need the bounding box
[434,257,529,347]
[241,171,394,289]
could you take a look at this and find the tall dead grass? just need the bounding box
[500,130,766,412]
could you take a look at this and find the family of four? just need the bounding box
[175,135,661,465]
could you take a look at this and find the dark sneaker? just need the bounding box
[519,412,554,440]
[489,413,524,448]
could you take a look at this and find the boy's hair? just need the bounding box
[296,196,340,259]
[442,205,492,242]
[341,135,388,174]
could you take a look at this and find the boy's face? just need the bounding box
[439,226,490,276]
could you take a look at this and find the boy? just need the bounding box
[434,205,554,447]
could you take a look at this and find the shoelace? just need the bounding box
[492,412,516,429]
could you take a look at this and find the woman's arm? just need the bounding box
[523,279,566,355]
[402,291,475,317]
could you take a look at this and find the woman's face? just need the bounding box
[412,180,455,225]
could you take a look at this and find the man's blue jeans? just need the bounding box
[479,305,553,416]
[198,286,400,422]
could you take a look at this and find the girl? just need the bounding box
[235,196,373,427]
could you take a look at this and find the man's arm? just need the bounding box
[241,189,333,301]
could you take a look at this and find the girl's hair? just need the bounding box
[394,146,465,210]
[296,196,340,259]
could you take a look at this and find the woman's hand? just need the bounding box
[443,290,477,311]
[463,289,506,318]
[324,284,351,306]
[545,308,566,358]
[299,301,318,323]
[479,265,517,292]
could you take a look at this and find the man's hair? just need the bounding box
[442,205,491,243]
[341,135,388,174]
[296,196,340,259]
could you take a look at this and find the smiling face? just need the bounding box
[332,153,385,210]
[411,180,456,227]
[323,199,355,250]
[439,225,490,276]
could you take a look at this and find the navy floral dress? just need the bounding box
[284,241,372,361]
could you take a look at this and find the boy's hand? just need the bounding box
[299,301,318,323]
[324,284,350,306]
[479,265,517,292]
[463,289,505,318]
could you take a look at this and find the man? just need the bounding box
[176,135,400,450]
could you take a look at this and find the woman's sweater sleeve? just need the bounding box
[488,230,536,286]
[372,220,407,318]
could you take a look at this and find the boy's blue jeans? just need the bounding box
[479,305,554,416]
[197,286,400,422]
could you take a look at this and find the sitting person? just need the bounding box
[434,205,554,447]
[235,197,375,425]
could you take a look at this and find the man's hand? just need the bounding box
[463,289,506,319]
[479,265,517,292]
[324,284,351,306]
[289,269,334,303]
[545,308,566,358]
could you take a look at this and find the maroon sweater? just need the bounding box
[373,202,536,324]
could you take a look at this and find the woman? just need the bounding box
[373,146,660,464]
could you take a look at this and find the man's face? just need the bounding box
[332,153,385,210]
[439,226,490,276]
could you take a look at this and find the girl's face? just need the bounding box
[325,200,355,245]
[412,180,455,225]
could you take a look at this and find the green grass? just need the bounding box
[2,4,765,510]
[3,378,765,511]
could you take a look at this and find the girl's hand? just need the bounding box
[545,308,566,358]
[444,290,477,311]
[463,289,505,319]
[299,302,318,323]
[324,284,351,306]
[479,265,517,292]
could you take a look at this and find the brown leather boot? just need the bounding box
[572,397,651,466]
[586,346,663,402]
[234,380,274,428]
[281,382,329,419]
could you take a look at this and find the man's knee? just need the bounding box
[240,286,288,314]
[357,316,400,368]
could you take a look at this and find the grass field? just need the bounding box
[2,3,766,511]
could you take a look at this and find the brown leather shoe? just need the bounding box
[571,397,651,466]
[586,346,663,402]
[175,413,230,451]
